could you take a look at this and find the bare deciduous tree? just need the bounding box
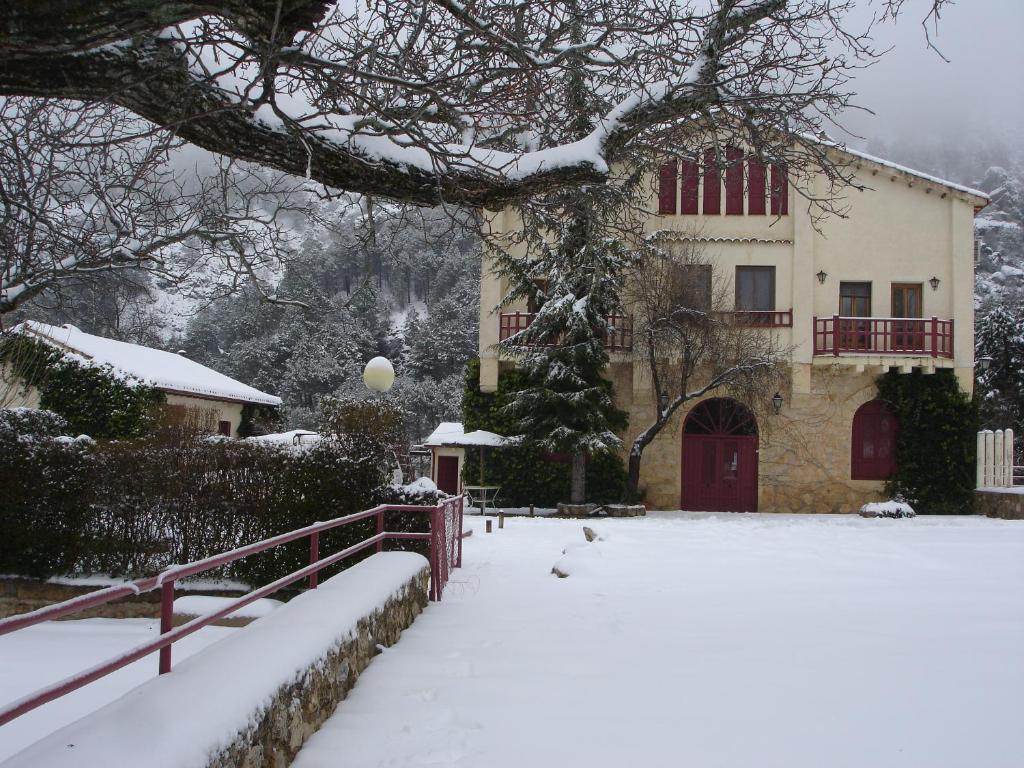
[0,1,937,208]
[625,239,786,499]
[0,99,315,318]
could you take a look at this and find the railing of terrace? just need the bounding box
[0,495,463,727]
[813,316,954,358]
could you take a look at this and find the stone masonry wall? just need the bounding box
[209,566,430,768]
[617,361,889,512]
[975,489,1024,520]
[758,366,888,513]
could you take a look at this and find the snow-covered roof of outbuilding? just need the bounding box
[424,422,517,448]
[425,422,465,446]
[17,321,281,407]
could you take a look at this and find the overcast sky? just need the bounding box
[838,0,1024,149]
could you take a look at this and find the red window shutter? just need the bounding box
[681,157,699,214]
[658,161,678,214]
[703,148,721,215]
[747,158,766,215]
[725,146,744,215]
[770,163,789,215]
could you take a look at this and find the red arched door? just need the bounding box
[681,399,758,512]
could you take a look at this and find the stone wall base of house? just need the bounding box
[975,489,1024,520]
[628,365,892,513]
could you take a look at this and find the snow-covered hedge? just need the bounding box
[0,415,430,582]
[0,406,67,438]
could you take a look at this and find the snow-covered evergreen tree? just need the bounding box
[976,298,1024,455]
[495,179,635,503]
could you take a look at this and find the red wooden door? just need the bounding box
[436,456,460,495]
[682,435,757,512]
[681,399,758,512]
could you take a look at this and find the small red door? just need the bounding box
[436,456,460,495]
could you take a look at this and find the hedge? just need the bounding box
[0,414,432,583]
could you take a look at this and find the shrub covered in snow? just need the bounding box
[0,407,67,438]
[379,477,445,506]
[859,501,916,519]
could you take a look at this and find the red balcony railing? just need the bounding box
[734,309,793,328]
[0,496,463,727]
[499,312,633,352]
[813,316,954,358]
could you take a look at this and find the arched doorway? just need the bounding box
[681,398,758,512]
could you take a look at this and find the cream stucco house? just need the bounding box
[477,143,988,512]
[2,321,280,436]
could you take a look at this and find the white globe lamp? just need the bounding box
[363,356,395,393]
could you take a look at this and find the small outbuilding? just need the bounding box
[1,322,280,437]
[424,421,517,496]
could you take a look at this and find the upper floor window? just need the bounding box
[657,152,788,217]
[851,400,898,480]
[671,263,713,312]
[735,266,775,311]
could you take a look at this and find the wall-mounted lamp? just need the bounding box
[771,392,784,415]
[928,276,941,291]
[816,270,828,284]
[976,356,993,372]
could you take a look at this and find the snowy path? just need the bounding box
[293,513,1024,768]
[0,618,235,761]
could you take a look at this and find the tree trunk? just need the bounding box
[624,420,664,501]
[570,451,586,504]
[626,445,643,501]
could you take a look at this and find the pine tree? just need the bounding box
[493,14,634,503]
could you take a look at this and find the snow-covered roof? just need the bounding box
[802,139,987,202]
[18,321,281,407]
[425,422,465,446]
[839,145,991,201]
[425,422,517,448]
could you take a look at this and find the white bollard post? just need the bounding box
[1004,429,1015,487]
[994,430,1005,487]
[977,431,986,489]
[983,430,995,487]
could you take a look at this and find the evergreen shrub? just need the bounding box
[877,369,977,515]
[461,359,626,505]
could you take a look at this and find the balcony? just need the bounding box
[498,312,633,352]
[813,316,954,359]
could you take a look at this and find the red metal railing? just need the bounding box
[813,316,954,358]
[0,496,463,728]
[734,309,793,328]
[498,312,633,351]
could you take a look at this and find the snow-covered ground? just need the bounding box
[293,512,1024,768]
[0,619,235,762]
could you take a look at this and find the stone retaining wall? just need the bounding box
[2,553,431,768]
[976,489,1024,520]
[209,565,429,768]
